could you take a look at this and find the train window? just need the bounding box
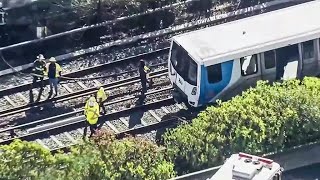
[302,40,314,60]
[0,12,4,25]
[273,173,280,180]
[170,41,197,85]
[207,64,222,83]
[170,42,179,67]
[170,41,186,77]
[240,54,258,76]
[264,50,276,69]
[188,59,198,85]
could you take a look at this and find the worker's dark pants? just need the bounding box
[141,78,147,95]
[83,121,98,138]
[98,101,106,114]
[32,76,44,89]
[31,76,44,102]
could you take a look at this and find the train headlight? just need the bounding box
[191,87,197,95]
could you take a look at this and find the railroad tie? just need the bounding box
[61,84,74,93]
[161,106,170,114]
[50,135,65,148]
[3,96,17,107]
[64,132,78,144]
[119,117,129,127]
[77,81,88,89]
[17,93,28,103]
[140,117,148,126]
[175,103,184,109]
[77,128,84,135]
[36,139,50,150]
[105,121,120,133]
[148,110,161,122]
[93,80,102,87]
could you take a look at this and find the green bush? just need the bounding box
[4,78,320,178]
[164,77,320,175]
[0,130,175,179]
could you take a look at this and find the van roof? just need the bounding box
[209,153,281,180]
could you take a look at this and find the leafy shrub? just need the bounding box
[0,130,175,179]
[4,78,319,178]
[164,77,320,175]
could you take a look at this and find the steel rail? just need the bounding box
[50,116,182,154]
[0,90,175,145]
[0,0,296,78]
[0,86,173,136]
[0,68,169,118]
[0,1,231,52]
[0,47,169,97]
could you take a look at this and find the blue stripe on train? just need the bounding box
[198,60,234,105]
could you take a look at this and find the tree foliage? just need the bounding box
[3,78,320,178]
[164,77,320,174]
[0,130,175,179]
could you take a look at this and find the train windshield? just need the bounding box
[170,41,198,86]
[0,12,4,25]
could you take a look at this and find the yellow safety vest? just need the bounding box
[144,66,150,73]
[84,100,100,125]
[96,87,108,102]
[45,63,62,78]
[144,66,150,79]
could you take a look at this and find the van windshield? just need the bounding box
[170,41,198,86]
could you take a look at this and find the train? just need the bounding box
[168,0,320,108]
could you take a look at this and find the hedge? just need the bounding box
[2,77,320,178]
[0,130,175,179]
[164,77,320,174]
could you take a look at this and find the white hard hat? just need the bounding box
[49,57,56,62]
[96,84,102,89]
[37,54,45,60]
[88,96,96,107]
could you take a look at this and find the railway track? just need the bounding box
[49,116,184,154]
[0,48,188,151]
[0,48,169,110]
[0,2,232,75]
[0,86,192,151]
[0,39,170,90]
[0,0,302,112]
[0,0,307,151]
[0,0,301,89]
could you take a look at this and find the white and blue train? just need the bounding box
[168,0,320,107]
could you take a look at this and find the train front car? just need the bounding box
[168,40,200,107]
[168,38,238,108]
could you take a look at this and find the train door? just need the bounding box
[275,44,300,81]
[301,40,317,76]
[261,50,277,83]
[239,54,262,90]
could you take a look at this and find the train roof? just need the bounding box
[172,0,320,66]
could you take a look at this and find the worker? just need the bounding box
[95,85,108,114]
[83,96,100,139]
[31,54,46,102]
[45,57,62,97]
[138,59,151,95]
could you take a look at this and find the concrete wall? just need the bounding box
[171,141,320,180]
